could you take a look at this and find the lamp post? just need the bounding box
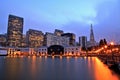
[110,42,115,64]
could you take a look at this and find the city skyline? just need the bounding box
[0,0,120,43]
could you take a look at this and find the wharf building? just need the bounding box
[7,14,23,47]
[37,29,80,55]
[7,47,30,56]
[8,45,81,56]
[40,30,80,55]
[38,46,47,55]
[26,29,44,48]
[64,46,81,55]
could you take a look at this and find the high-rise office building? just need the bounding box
[79,36,87,48]
[26,29,44,48]
[61,33,76,46]
[90,24,95,43]
[7,14,23,47]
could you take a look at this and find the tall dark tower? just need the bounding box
[90,24,95,42]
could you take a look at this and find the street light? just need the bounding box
[104,45,107,48]
[110,42,114,46]
[110,42,115,63]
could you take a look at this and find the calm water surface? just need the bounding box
[0,57,120,80]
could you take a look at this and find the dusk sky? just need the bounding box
[0,0,120,43]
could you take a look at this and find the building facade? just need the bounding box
[64,46,81,55]
[79,36,87,49]
[54,29,64,36]
[7,14,23,47]
[44,32,69,47]
[38,46,47,55]
[26,29,44,48]
[0,34,7,46]
[61,33,76,46]
[21,35,27,47]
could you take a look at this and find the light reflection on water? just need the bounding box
[94,58,119,80]
[0,57,119,80]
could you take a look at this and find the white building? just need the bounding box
[38,46,47,54]
[64,46,81,55]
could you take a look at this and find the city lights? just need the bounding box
[110,42,114,45]
[0,1,120,80]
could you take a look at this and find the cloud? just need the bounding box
[0,0,120,42]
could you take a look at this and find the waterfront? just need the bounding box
[0,57,119,80]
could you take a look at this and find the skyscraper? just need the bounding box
[79,36,87,48]
[7,14,23,47]
[87,24,96,47]
[90,24,95,42]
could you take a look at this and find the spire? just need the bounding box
[90,24,95,42]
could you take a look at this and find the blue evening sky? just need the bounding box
[0,0,120,43]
